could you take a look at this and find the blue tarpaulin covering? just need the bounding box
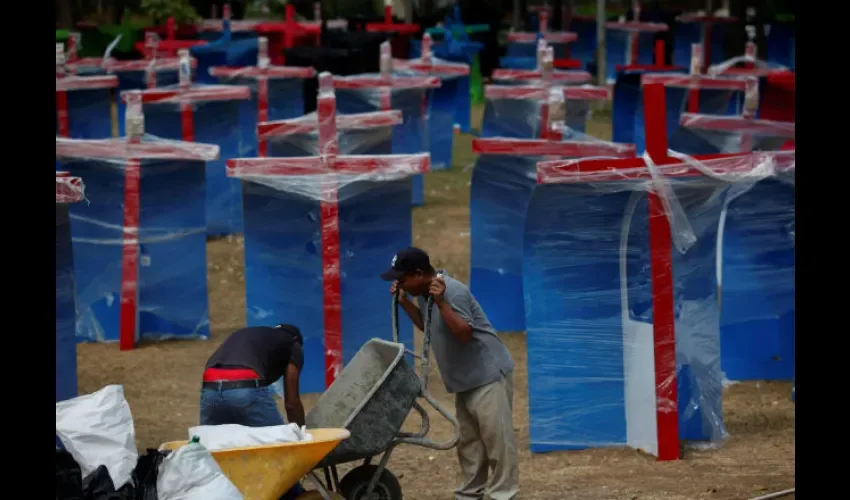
[767,22,795,69]
[190,28,259,84]
[58,88,114,140]
[213,73,308,157]
[672,22,730,70]
[678,123,795,381]
[482,88,594,138]
[57,139,215,345]
[605,30,659,82]
[335,83,431,206]
[232,123,416,394]
[523,179,727,452]
[140,86,249,235]
[113,67,181,136]
[56,201,79,402]
[470,136,635,333]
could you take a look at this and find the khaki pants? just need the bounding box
[454,371,520,500]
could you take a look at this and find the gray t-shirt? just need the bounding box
[417,272,515,394]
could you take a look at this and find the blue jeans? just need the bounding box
[200,385,305,500]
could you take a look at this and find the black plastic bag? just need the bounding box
[57,449,85,500]
[81,465,134,500]
[133,449,169,500]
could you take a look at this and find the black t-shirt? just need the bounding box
[204,325,304,385]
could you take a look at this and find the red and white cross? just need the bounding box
[676,0,737,71]
[535,81,795,461]
[56,171,85,204]
[493,39,593,84]
[55,92,220,351]
[56,43,118,139]
[507,7,582,69]
[367,0,420,35]
[210,36,316,156]
[392,33,471,78]
[643,44,795,150]
[120,49,250,144]
[485,49,611,140]
[331,41,440,123]
[226,72,431,388]
[606,2,670,69]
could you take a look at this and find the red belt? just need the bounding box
[203,367,260,382]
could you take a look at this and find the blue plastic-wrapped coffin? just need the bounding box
[332,74,440,206]
[635,73,748,154]
[410,37,481,133]
[767,22,795,69]
[394,53,471,171]
[604,22,668,82]
[482,83,609,138]
[130,84,251,236]
[210,65,314,157]
[108,58,187,136]
[672,19,732,70]
[56,75,117,140]
[469,137,636,332]
[55,136,220,347]
[227,113,429,393]
[570,17,598,67]
[503,32,575,69]
[680,115,796,381]
[523,156,742,454]
[190,34,259,84]
[56,173,86,402]
[612,67,686,145]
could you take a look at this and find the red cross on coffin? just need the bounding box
[226,73,431,387]
[534,82,794,462]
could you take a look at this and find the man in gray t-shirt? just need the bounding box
[380,247,519,500]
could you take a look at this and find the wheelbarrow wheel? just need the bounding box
[339,464,403,500]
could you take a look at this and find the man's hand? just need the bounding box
[429,275,446,304]
[391,281,410,303]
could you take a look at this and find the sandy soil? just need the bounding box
[76,108,795,500]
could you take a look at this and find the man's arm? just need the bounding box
[435,299,474,343]
[284,363,306,426]
[431,277,474,343]
[399,294,425,331]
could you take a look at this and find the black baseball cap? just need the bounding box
[380,247,434,281]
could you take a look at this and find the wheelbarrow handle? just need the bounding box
[395,388,460,451]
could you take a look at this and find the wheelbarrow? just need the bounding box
[160,428,350,500]
[305,294,460,499]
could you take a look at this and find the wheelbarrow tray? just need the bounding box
[161,427,350,500]
[306,338,420,466]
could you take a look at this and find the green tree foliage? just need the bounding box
[141,0,201,24]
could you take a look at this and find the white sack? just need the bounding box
[56,385,139,489]
[187,423,313,451]
[157,441,243,500]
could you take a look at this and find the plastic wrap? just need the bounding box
[485,43,607,137]
[766,21,796,69]
[210,37,315,157]
[637,74,752,155]
[394,34,471,170]
[672,13,737,69]
[226,72,430,393]
[678,111,796,381]
[706,42,790,78]
[124,54,251,236]
[470,136,636,333]
[56,94,220,349]
[57,173,85,402]
[524,148,795,456]
[604,16,669,82]
[483,84,610,138]
[57,45,117,140]
[331,43,440,206]
[503,9,578,68]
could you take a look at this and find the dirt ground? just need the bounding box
[76,107,794,500]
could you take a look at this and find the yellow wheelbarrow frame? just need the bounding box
[161,427,350,500]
